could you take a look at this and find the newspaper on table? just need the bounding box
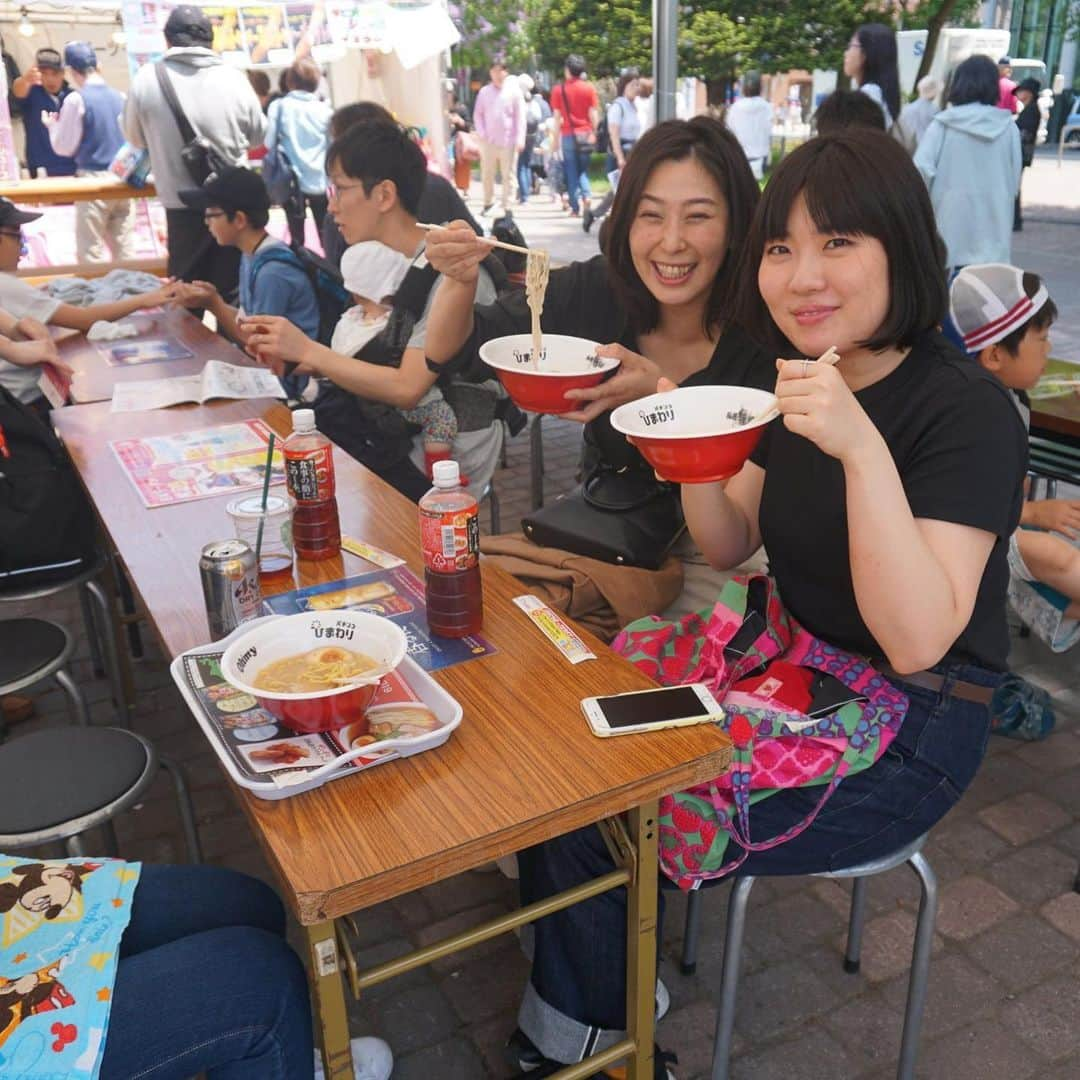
[110,359,285,412]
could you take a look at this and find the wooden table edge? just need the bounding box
[262,744,733,924]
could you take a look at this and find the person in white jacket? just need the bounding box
[724,71,773,179]
[914,54,1021,272]
[123,4,265,301]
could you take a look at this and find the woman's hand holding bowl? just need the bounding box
[775,357,878,464]
[562,344,662,423]
[425,221,485,286]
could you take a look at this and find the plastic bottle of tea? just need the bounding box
[282,409,341,560]
[419,460,483,637]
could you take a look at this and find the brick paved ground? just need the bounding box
[6,170,1080,1079]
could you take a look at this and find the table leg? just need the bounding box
[304,920,354,1079]
[625,800,659,1080]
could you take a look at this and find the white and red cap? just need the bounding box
[950,263,1049,353]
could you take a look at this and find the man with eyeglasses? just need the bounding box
[0,198,178,410]
[172,167,319,399]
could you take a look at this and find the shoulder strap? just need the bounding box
[154,61,199,144]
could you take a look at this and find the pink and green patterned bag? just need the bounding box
[613,575,909,889]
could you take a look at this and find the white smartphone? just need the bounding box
[581,683,724,738]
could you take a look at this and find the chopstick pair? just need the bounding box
[751,346,841,424]
[417,221,532,258]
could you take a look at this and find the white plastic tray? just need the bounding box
[169,616,463,800]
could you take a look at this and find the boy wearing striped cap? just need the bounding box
[952,263,1080,651]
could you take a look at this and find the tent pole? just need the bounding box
[653,0,678,121]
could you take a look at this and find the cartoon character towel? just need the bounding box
[0,855,140,1078]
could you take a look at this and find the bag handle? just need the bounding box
[582,464,672,512]
[154,62,201,147]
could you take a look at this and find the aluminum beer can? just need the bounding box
[199,539,262,641]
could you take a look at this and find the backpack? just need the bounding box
[488,213,528,279]
[0,387,99,590]
[251,244,349,348]
[614,574,910,887]
[595,108,611,155]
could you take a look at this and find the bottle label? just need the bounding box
[420,506,479,573]
[285,446,335,502]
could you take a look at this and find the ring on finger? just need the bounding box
[802,358,810,377]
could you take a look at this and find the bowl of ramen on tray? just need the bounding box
[610,385,779,484]
[220,611,408,734]
[478,334,619,414]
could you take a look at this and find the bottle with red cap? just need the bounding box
[419,460,483,638]
[282,409,341,561]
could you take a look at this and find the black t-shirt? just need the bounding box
[462,254,776,474]
[749,331,1027,670]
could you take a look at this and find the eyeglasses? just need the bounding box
[203,210,226,221]
[326,179,365,201]
[0,228,22,241]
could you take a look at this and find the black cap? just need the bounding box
[998,56,1012,66]
[164,5,213,47]
[0,198,42,229]
[179,167,270,217]
[35,47,62,71]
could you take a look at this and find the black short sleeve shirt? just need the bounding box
[749,332,1027,670]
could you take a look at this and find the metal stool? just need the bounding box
[0,726,202,862]
[0,618,92,727]
[0,555,133,726]
[682,834,937,1080]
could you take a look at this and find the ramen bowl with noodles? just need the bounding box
[220,612,407,734]
[610,385,778,484]
[478,334,618,414]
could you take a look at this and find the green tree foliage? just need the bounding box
[519,0,653,74]
[450,0,534,72]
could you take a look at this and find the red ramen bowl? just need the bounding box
[220,612,407,734]
[478,334,618,414]
[610,386,778,484]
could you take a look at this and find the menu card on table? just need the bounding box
[110,360,286,412]
[109,418,284,508]
[263,567,497,672]
[101,335,194,367]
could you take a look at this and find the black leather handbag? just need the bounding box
[522,466,685,570]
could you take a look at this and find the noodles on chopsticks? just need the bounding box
[525,249,551,368]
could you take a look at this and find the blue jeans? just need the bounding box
[517,138,535,203]
[561,135,592,213]
[517,661,999,1063]
[100,864,314,1080]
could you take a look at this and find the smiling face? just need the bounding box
[628,156,729,316]
[757,192,891,359]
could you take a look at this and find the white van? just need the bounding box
[897,28,1012,102]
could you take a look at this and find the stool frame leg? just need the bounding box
[844,877,869,974]
[711,876,756,1080]
[160,756,202,863]
[530,414,544,510]
[489,482,501,534]
[897,852,937,1080]
[681,887,703,975]
[79,581,106,679]
[54,667,91,727]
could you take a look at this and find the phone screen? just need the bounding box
[594,686,712,729]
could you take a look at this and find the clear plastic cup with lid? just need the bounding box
[226,493,294,592]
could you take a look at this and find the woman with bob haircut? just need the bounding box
[495,129,1027,1076]
[423,117,776,613]
[914,53,1021,271]
[843,22,901,127]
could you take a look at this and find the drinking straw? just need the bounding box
[254,432,276,564]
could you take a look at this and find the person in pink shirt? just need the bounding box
[997,57,1018,112]
[472,58,526,215]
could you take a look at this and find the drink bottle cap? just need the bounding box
[292,408,316,433]
[432,460,460,488]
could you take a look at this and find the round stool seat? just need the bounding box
[815,834,928,880]
[0,618,70,688]
[0,728,150,834]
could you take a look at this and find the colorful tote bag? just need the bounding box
[0,855,141,1078]
[613,575,909,889]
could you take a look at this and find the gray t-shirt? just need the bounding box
[0,273,62,402]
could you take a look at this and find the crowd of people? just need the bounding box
[1,13,1078,1080]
